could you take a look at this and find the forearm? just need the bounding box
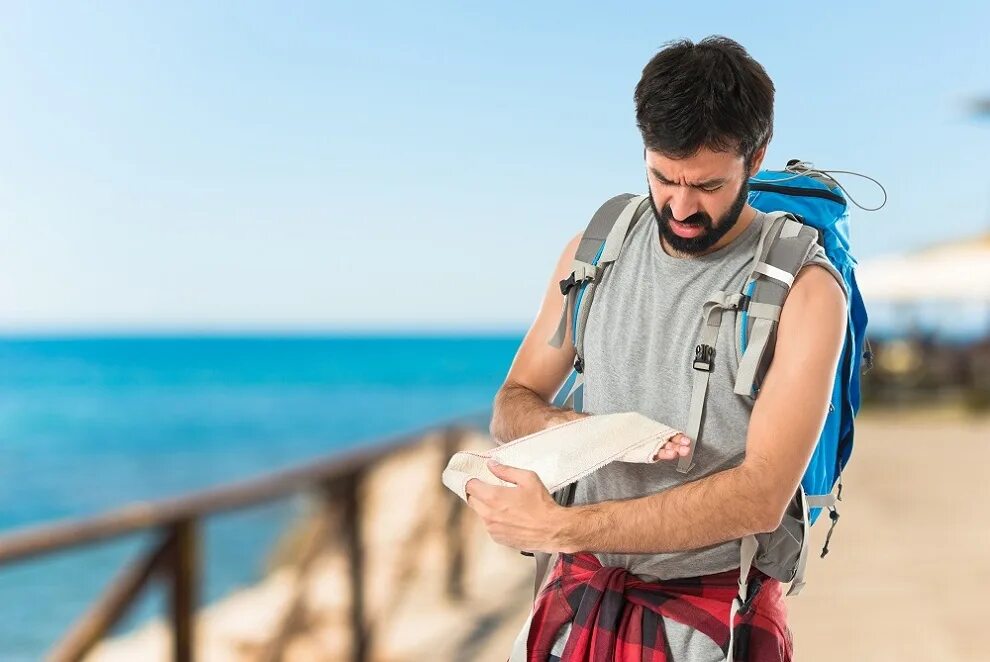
[558,462,777,554]
[490,383,587,445]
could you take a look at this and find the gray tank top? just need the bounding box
[574,205,836,580]
[546,204,839,658]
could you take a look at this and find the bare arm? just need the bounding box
[489,232,589,445]
[555,264,847,553]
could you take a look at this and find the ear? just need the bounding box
[747,143,768,177]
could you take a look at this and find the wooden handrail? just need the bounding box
[0,411,488,564]
[0,410,489,662]
[46,532,173,662]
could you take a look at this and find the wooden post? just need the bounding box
[46,535,172,662]
[257,491,340,662]
[340,472,368,662]
[169,519,198,662]
[442,427,466,601]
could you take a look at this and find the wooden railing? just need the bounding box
[0,412,489,662]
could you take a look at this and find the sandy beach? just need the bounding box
[88,408,989,661]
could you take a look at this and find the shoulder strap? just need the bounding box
[733,212,820,397]
[534,195,648,599]
[576,194,638,262]
[572,196,650,362]
[548,195,649,351]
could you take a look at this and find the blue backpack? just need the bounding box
[542,160,874,596]
[748,162,871,530]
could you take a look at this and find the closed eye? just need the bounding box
[650,169,725,193]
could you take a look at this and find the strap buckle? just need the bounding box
[559,273,577,295]
[560,267,598,296]
[693,344,716,372]
[574,355,585,374]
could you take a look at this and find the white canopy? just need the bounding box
[856,233,990,304]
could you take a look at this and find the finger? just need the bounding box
[487,460,536,486]
[465,478,493,504]
[654,447,678,461]
[654,441,692,461]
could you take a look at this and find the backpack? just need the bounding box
[531,160,873,609]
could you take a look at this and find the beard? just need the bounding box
[649,179,750,255]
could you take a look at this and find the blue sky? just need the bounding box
[1,2,988,333]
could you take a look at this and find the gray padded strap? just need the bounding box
[574,194,638,263]
[548,195,640,349]
[734,212,813,397]
[746,212,790,285]
[745,301,781,322]
[726,534,759,662]
[598,195,647,265]
[779,218,804,239]
[752,261,795,288]
[574,197,651,361]
[678,291,742,473]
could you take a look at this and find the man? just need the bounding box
[465,36,846,661]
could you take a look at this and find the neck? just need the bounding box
[660,204,758,259]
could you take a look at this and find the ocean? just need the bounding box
[0,335,521,660]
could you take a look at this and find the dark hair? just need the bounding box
[634,36,774,165]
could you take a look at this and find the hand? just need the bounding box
[653,433,692,461]
[464,460,569,554]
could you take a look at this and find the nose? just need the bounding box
[667,187,702,221]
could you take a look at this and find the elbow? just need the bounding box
[753,502,786,534]
[752,486,795,534]
[488,415,504,445]
[488,407,502,445]
[738,463,788,534]
[488,387,510,444]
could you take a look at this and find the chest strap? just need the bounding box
[677,290,744,473]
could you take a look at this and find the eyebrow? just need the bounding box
[649,167,726,189]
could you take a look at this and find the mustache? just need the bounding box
[658,205,713,228]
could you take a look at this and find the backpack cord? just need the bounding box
[751,161,888,212]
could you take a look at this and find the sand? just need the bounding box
[87,410,989,661]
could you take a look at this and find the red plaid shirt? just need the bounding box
[524,551,792,661]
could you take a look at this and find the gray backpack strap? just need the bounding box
[572,196,649,363]
[548,195,650,411]
[548,194,646,351]
[677,212,818,474]
[733,212,820,398]
[677,289,745,473]
[535,196,650,600]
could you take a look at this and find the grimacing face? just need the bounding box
[645,145,765,255]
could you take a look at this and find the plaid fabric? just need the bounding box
[525,551,792,661]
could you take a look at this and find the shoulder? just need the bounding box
[795,243,846,304]
[781,260,847,341]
